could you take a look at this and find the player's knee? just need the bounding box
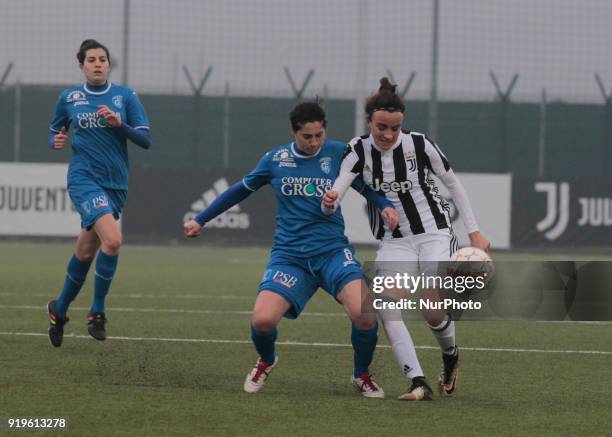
[251,315,278,333]
[352,316,377,330]
[75,250,96,263]
[102,236,122,255]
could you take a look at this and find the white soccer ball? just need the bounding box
[448,246,495,288]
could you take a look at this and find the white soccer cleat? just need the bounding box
[243,356,278,393]
[351,371,385,398]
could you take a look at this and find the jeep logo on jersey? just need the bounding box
[280,176,332,197]
[372,179,412,193]
[183,178,250,229]
[112,95,123,109]
[66,90,86,103]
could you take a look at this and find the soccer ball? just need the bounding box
[448,246,495,288]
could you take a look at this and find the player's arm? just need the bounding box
[184,181,253,238]
[100,90,152,149]
[184,151,272,238]
[424,136,490,251]
[351,177,399,231]
[48,92,70,150]
[322,143,363,214]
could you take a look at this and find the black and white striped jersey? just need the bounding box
[340,130,453,240]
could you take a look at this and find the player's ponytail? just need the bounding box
[77,39,111,65]
[365,77,405,120]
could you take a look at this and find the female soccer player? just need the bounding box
[323,78,490,400]
[184,101,398,397]
[46,39,151,347]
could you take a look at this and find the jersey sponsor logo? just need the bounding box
[73,101,89,106]
[272,270,299,288]
[112,95,123,109]
[272,148,297,168]
[372,178,413,193]
[66,90,87,103]
[280,176,332,197]
[76,112,109,129]
[319,157,332,174]
[183,178,250,229]
[536,182,612,240]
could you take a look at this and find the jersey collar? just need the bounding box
[370,133,402,152]
[291,142,322,159]
[83,82,112,95]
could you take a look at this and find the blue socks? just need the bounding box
[251,325,277,365]
[351,323,378,378]
[55,255,93,318]
[91,250,118,314]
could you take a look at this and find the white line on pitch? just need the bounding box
[0,292,251,300]
[0,304,344,317]
[0,331,610,355]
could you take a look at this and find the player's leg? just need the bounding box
[245,261,315,393]
[418,232,460,396]
[47,228,100,347]
[318,246,383,398]
[376,239,432,400]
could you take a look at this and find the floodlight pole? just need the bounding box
[537,88,547,178]
[595,73,612,176]
[121,0,130,85]
[428,0,440,140]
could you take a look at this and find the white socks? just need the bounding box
[428,314,456,355]
[378,308,424,379]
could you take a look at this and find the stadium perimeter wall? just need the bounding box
[2,163,611,248]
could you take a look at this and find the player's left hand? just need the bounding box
[381,207,399,231]
[183,219,203,238]
[322,190,338,210]
[97,105,121,128]
[468,231,491,252]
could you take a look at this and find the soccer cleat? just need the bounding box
[438,348,459,396]
[87,312,107,341]
[351,371,385,398]
[398,376,433,401]
[48,300,69,347]
[243,356,278,393]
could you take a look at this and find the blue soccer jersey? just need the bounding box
[49,82,149,190]
[243,140,352,257]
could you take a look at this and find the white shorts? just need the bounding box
[376,231,458,277]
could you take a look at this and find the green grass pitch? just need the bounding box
[1,242,610,436]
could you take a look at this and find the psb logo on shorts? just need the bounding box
[272,270,298,288]
[112,95,123,109]
[92,195,109,210]
[319,157,332,174]
[343,248,356,267]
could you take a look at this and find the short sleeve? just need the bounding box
[242,151,272,191]
[125,90,150,130]
[423,135,451,176]
[49,91,70,133]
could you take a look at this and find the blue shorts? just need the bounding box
[259,245,364,319]
[68,179,126,230]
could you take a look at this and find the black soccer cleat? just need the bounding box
[439,347,459,397]
[398,376,434,401]
[47,300,69,347]
[87,312,107,341]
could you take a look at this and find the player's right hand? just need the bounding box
[322,190,338,209]
[53,126,68,149]
[381,207,399,231]
[183,219,203,238]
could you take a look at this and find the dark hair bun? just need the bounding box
[379,77,397,94]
